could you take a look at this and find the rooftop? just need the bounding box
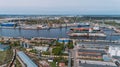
[17,51,38,67]
[78,49,106,53]
[79,60,117,67]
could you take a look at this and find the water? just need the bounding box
[0,27,120,40]
[0,27,70,38]
[103,28,120,40]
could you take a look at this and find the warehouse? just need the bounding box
[1,22,17,27]
[17,51,38,67]
[77,48,106,59]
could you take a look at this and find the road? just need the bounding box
[71,45,78,67]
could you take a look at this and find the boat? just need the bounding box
[77,23,90,28]
[68,27,106,38]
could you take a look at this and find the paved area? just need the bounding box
[72,45,78,67]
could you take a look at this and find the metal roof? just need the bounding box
[1,22,16,24]
[17,51,38,67]
[78,49,106,53]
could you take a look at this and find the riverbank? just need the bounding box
[0,23,79,30]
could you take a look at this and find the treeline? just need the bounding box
[9,17,84,25]
[9,16,120,25]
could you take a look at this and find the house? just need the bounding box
[59,62,65,67]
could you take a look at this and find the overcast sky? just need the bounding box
[0,0,120,15]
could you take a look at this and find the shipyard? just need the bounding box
[0,0,120,67]
[0,15,120,67]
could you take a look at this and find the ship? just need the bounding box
[77,23,90,28]
[1,22,17,27]
[68,26,106,38]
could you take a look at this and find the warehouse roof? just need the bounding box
[78,49,106,53]
[17,51,38,67]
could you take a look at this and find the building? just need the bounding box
[103,55,112,62]
[39,60,50,67]
[34,46,49,51]
[58,38,71,44]
[59,62,65,67]
[20,41,30,48]
[17,51,38,67]
[1,22,17,27]
[108,46,120,56]
[79,60,117,67]
[77,48,106,60]
[0,44,10,51]
[48,58,53,62]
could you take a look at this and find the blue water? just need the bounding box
[0,27,70,38]
[0,27,120,40]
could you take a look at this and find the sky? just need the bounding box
[0,0,120,15]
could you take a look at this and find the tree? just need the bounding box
[67,42,74,49]
[52,47,62,55]
[42,51,50,55]
[10,41,20,47]
[29,49,37,54]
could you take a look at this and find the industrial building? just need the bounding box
[58,38,71,44]
[108,46,120,56]
[34,46,49,51]
[77,48,106,60]
[17,51,38,67]
[20,41,30,48]
[79,60,117,67]
[1,22,17,27]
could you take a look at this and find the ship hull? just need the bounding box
[68,33,106,39]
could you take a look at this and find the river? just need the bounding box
[0,27,120,40]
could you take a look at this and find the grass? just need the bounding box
[16,59,22,67]
[0,51,7,64]
[0,49,13,65]
[50,62,58,67]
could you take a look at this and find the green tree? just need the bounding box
[29,49,37,54]
[67,42,74,49]
[52,47,62,55]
